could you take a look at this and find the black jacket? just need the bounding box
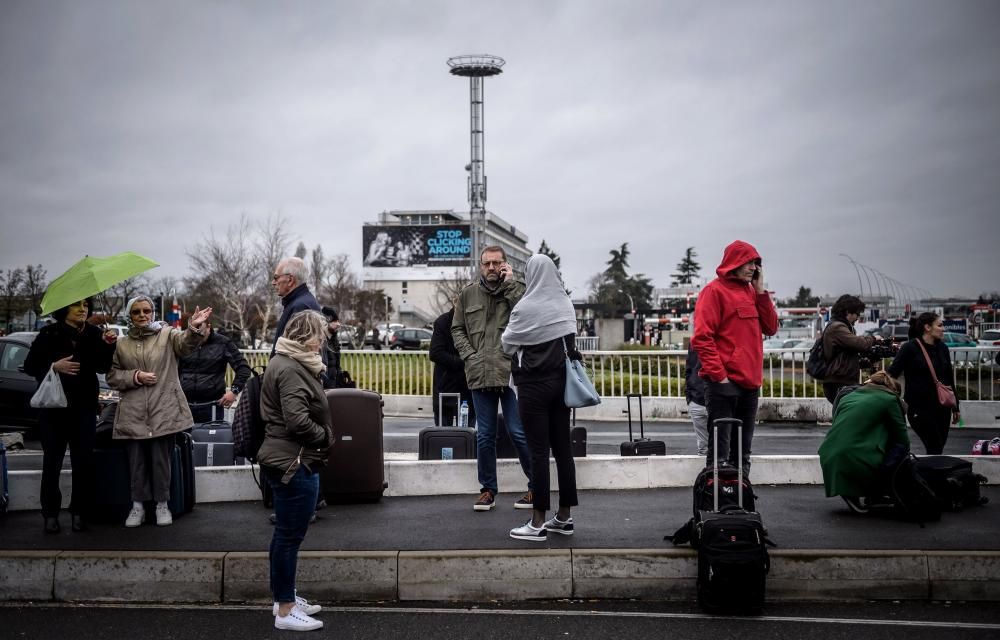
[270,283,330,385]
[23,322,115,411]
[178,330,252,404]
[887,338,959,412]
[510,334,578,386]
[684,349,706,406]
[430,309,469,395]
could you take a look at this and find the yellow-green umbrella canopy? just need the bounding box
[40,252,159,316]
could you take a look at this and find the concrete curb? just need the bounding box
[9,456,1000,510]
[3,549,998,603]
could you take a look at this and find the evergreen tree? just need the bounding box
[537,239,570,294]
[787,286,820,306]
[671,246,701,286]
[587,242,653,317]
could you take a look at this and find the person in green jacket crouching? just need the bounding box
[818,371,909,514]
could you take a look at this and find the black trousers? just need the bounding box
[704,380,759,472]
[907,406,952,455]
[39,405,96,518]
[517,375,577,512]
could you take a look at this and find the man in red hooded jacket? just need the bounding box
[691,240,779,474]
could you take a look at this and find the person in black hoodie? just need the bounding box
[887,312,960,454]
[429,305,475,427]
[23,298,117,533]
[178,321,251,422]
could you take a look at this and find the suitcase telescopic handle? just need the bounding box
[711,418,744,510]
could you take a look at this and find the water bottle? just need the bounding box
[459,401,469,428]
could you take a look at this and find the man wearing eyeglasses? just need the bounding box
[270,257,324,363]
[452,246,533,512]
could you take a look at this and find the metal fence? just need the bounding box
[235,346,1000,401]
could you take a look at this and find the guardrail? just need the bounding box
[235,346,1000,401]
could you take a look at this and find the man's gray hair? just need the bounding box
[283,310,327,347]
[279,257,309,285]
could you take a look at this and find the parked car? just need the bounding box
[781,338,813,363]
[389,327,433,350]
[943,332,978,366]
[880,323,910,343]
[0,332,38,432]
[977,329,1000,348]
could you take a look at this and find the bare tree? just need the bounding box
[187,214,261,342]
[21,264,47,327]
[1,268,25,331]
[322,253,359,323]
[250,213,291,345]
[431,267,475,316]
[309,244,331,298]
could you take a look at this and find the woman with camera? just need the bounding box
[887,312,960,454]
[820,295,879,404]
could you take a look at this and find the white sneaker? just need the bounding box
[273,595,322,616]
[124,506,145,528]
[274,606,323,631]
[155,504,173,526]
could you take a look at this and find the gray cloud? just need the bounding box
[2,0,998,301]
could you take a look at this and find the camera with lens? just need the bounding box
[859,340,899,370]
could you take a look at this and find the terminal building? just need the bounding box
[362,209,532,326]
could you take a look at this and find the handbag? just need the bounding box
[562,337,600,408]
[915,340,957,409]
[30,365,68,409]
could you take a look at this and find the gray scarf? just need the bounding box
[501,254,576,354]
[275,337,327,378]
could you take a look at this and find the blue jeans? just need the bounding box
[471,387,533,495]
[265,465,319,604]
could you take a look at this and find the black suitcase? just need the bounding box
[695,418,769,614]
[322,388,387,503]
[191,421,236,467]
[571,426,587,458]
[419,392,477,460]
[914,455,988,511]
[620,394,666,456]
[91,433,194,523]
[0,441,9,515]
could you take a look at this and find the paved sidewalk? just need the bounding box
[3,486,998,552]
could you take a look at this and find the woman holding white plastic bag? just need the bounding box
[24,298,117,534]
[501,254,581,541]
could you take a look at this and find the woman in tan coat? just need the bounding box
[107,295,211,527]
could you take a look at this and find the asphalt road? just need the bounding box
[2,601,998,640]
[3,417,994,470]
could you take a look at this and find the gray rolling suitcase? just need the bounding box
[190,402,236,467]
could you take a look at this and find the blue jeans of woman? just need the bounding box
[265,464,319,603]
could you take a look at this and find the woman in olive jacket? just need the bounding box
[887,312,959,454]
[258,310,333,632]
[23,298,117,533]
[818,371,909,513]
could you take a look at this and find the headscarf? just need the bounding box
[125,294,166,338]
[501,254,576,354]
[274,336,327,378]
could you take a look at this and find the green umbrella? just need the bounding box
[40,252,159,316]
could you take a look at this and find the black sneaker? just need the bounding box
[842,496,869,514]
[542,515,574,536]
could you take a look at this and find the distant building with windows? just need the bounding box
[362,209,531,326]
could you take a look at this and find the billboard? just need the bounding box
[363,224,472,267]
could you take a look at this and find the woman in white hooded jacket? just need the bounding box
[501,254,581,541]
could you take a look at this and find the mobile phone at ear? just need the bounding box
[751,268,760,281]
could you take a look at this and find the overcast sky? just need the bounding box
[2,0,998,302]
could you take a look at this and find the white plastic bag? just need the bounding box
[30,365,68,409]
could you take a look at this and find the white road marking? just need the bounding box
[6,602,998,630]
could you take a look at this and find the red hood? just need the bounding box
[715,240,762,278]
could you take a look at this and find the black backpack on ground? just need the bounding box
[914,455,988,512]
[889,453,942,525]
[696,506,770,614]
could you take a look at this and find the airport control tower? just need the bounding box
[447,54,505,268]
